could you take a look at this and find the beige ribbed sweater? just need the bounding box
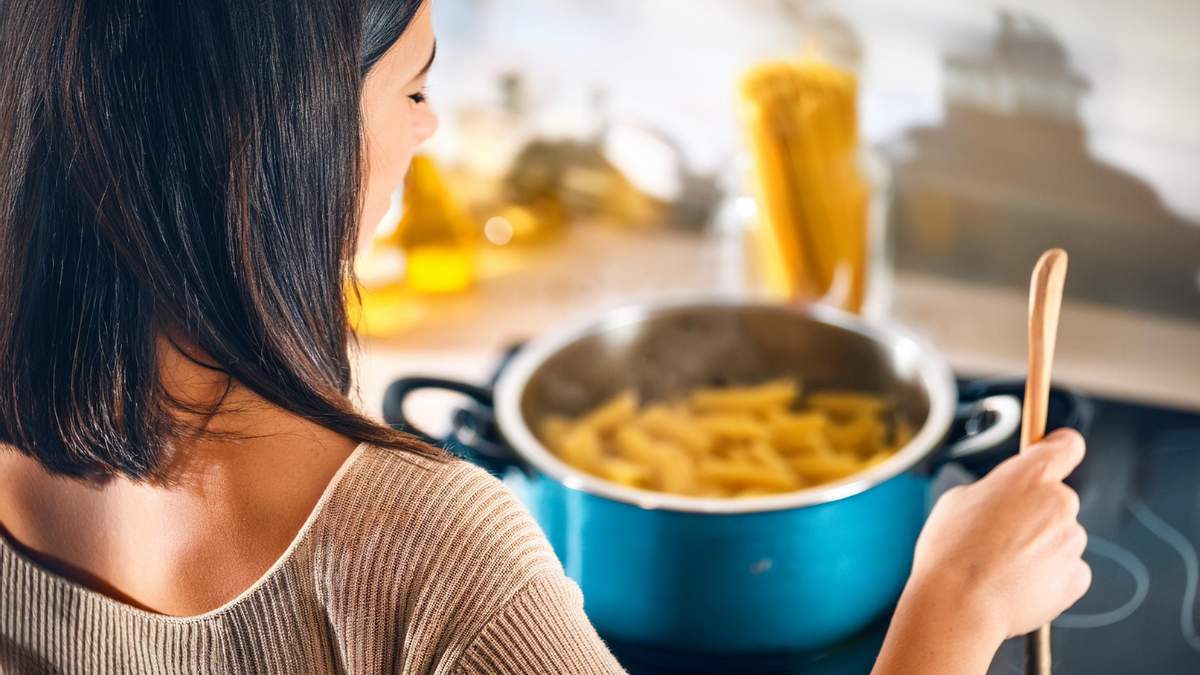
[0,444,626,674]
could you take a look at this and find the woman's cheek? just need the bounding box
[356,106,436,251]
[357,169,398,251]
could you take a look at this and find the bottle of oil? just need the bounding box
[384,154,477,294]
[348,155,476,337]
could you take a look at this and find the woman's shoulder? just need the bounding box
[305,444,622,673]
[308,442,564,624]
[318,442,555,561]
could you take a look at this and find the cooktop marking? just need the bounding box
[1055,534,1150,629]
[1131,499,1200,653]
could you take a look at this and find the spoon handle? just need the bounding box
[1022,248,1068,675]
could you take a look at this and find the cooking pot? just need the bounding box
[383,300,1068,655]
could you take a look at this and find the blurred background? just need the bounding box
[351,3,1200,672]
[352,0,1200,415]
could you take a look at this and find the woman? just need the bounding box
[0,1,1089,673]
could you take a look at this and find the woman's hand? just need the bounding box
[872,428,1091,675]
[913,427,1091,637]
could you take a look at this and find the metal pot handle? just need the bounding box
[381,377,525,476]
[944,395,1023,461]
[918,394,1023,475]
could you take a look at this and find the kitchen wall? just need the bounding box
[426,0,1200,320]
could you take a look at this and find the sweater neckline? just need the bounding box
[0,441,370,625]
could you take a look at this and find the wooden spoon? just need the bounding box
[1021,248,1069,675]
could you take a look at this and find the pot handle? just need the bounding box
[946,395,1023,460]
[924,394,1023,472]
[381,376,526,476]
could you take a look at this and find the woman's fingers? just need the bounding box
[1066,559,1093,606]
[1027,428,1086,482]
[1063,521,1088,558]
[1055,483,1082,520]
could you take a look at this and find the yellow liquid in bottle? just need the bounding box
[404,245,475,294]
[349,155,476,337]
[386,155,477,294]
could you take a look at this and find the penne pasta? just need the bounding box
[536,380,909,498]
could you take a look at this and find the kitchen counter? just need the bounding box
[351,223,1200,427]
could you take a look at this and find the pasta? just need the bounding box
[538,380,914,498]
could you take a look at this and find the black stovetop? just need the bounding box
[986,397,1200,675]
[455,353,1200,674]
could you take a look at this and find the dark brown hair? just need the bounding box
[0,0,436,479]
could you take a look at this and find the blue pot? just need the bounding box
[521,467,929,653]
[383,301,1031,656]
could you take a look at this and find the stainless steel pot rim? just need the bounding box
[494,298,957,514]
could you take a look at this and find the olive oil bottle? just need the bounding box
[349,155,476,337]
